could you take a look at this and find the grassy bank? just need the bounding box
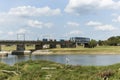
[0,60,120,80]
[49,46,120,54]
[1,45,120,54]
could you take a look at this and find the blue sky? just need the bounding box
[0,0,120,40]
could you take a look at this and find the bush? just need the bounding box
[87,39,97,48]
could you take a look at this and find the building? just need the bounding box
[70,37,90,45]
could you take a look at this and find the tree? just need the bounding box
[98,40,103,46]
[87,39,97,48]
[107,36,120,46]
[98,40,108,46]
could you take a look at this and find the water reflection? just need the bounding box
[1,54,120,66]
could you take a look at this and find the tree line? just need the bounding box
[87,36,120,48]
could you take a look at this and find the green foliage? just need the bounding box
[107,36,120,46]
[0,72,8,80]
[98,36,120,46]
[98,40,108,46]
[1,60,120,80]
[87,39,97,48]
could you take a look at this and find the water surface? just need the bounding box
[0,54,120,66]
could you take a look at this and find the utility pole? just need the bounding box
[17,34,25,41]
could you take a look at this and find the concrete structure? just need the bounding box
[17,44,25,51]
[0,51,8,57]
[70,37,90,46]
[0,40,76,55]
[35,44,43,50]
[70,37,90,44]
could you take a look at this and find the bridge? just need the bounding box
[0,40,76,54]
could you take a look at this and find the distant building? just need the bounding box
[70,37,90,45]
[42,39,48,42]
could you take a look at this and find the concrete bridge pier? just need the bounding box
[60,42,76,48]
[16,44,25,51]
[35,44,43,50]
[49,43,56,48]
[60,43,67,48]
[12,44,30,55]
[0,45,1,51]
[68,43,76,48]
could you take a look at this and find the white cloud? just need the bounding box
[66,21,80,27]
[0,6,60,28]
[44,23,53,28]
[7,29,29,37]
[28,20,53,29]
[0,13,26,26]
[86,21,117,31]
[8,6,61,17]
[111,13,119,17]
[95,24,116,31]
[17,29,27,34]
[86,21,102,26]
[65,30,82,37]
[69,30,82,35]
[65,0,120,15]
[0,6,59,40]
[0,31,3,34]
[112,16,120,22]
[8,31,14,35]
[0,31,3,33]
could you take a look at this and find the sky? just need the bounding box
[0,0,120,40]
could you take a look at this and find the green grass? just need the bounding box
[1,45,120,54]
[1,45,35,51]
[49,46,120,54]
[1,60,120,80]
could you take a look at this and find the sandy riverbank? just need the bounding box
[0,51,10,57]
[32,50,53,55]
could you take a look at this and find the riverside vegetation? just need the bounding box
[2,45,120,54]
[50,46,120,54]
[0,60,120,80]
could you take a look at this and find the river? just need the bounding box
[0,54,120,66]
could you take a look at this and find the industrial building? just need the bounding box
[70,37,90,46]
